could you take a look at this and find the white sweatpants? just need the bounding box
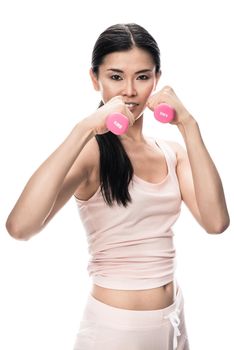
[73,285,190,350]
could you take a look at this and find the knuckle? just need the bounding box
[163,85,173,92]
[116,95,123,102]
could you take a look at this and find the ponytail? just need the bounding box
[94,101,133,207]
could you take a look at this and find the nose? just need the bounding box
[122,79,137,97]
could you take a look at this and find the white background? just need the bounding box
[1,0,233,349]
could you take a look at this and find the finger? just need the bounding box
[147,86,175,111]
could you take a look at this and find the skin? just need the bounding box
[6,46,229,311]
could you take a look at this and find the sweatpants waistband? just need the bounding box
[84,285,184,329]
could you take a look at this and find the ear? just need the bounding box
[153,70,162,91]
[89,68,100,91]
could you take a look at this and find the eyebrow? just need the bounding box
[106,68,153,74]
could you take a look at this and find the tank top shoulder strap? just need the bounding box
[155,139,177,168]
[154,138,179,186]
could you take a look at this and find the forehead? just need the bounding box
[101,47,155,71]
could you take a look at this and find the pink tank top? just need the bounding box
[75,139,182,290]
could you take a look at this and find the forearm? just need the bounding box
[6,118,95,237]
[178,116,229,232]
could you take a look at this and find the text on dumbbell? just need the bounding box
[159,112,168,118]
[114,121,123,129]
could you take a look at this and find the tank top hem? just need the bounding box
[92,274,175,290]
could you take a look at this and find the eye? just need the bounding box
[110,74,122,81]
[137,75,149,80]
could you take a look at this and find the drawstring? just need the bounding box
[164,308,181,349]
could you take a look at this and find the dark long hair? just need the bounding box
[92,23,161,207]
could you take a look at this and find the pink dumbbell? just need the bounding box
[106,104,175,135]
[106,112,129,135]
[153,103,175,123]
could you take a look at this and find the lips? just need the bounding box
[125,102,139,108]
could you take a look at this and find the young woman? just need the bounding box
[6,23,229,350]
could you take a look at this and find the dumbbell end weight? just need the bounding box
[106,113,129,135]
[154,103,175,123]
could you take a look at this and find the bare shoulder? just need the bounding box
[162,139,187,161]
[73,136,100,200]
[73,136,100,178]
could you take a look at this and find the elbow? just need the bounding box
[5,218,36,241]
[6,219,28,241]
[205,217,230,235]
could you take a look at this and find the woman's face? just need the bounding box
[90,47,161,119]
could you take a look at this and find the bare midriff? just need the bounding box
[91,280,178,311]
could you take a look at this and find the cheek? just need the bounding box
[139,83,156,98]
[99,81,119,100]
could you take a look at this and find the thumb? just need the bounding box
[125,108,135,127]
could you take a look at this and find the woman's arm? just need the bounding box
[6,95,135,241]
[147,86,230,234]
[170,119,230,233]
[5,118,95,240]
